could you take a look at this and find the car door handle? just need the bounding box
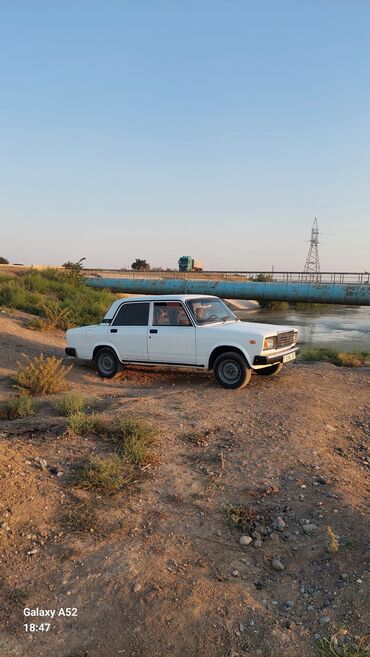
[110,328,117,333]
[149,329,158,334]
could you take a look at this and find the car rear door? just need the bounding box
[148,301,197,364]
[109,302,149,361]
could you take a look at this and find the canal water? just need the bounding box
[235,305,370,352]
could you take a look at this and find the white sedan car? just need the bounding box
[65,295,299,389]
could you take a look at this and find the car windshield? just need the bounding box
[186,298,237,325]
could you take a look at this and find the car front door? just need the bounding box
[148,301,197,364]
[109,302,149,361]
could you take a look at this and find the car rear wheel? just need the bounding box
[255,362,283,376]
[213,352,251,389]
[95,348,120,378]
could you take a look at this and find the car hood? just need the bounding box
[199,320,297,337]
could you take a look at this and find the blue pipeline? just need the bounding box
[85,277,370,305]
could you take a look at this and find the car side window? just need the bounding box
[153,302,191,326]
[112,302,149,326]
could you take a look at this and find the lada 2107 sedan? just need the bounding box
[65,295,299,389]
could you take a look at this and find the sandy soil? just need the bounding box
[0,310,369,657]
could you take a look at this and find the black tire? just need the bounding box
[255,362,283,376]
[213,351,251,389]
[95,348,119,378]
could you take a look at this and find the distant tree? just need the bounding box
[131,259,150,271]
[0,257,9,264]
[62,257,86,285]
[253,273,273,283]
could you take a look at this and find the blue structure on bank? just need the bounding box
[85,277,370,306]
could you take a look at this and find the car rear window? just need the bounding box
[112,302,149,326]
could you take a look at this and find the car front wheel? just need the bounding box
[213,352,251,389]
[95,348,119,378]
[255,362,283,376]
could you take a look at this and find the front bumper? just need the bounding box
[65,347,77,358]
[253,345,300,365]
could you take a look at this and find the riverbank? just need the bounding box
[0,311,369,657]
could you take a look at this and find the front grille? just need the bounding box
[276,331,295,348]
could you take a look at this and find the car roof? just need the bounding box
[125,294,215,301]
[103,295,218,317]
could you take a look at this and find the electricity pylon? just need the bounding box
[303,218,320,280]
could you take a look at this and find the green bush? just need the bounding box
[0,270,118,327]
[0,396,37,419]
[56,392,87,416]
[14,354,72,395]
[0,281,44,314]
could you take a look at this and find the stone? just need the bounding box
[274,516,286,531]
[232,570,239,577]
[319,616,331,625]
[35,457,48,470]
[132,582,141,593]
[272,558,284,571]
[239,535,253,546]
[303,523,317,535]
[254,539,263,549]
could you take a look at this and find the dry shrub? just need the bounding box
[224,502,257,533]
[327,526,339,553]
[14,354,72,395]
[317,635,370,657]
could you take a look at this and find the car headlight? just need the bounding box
[293,330,298,343]
[263,336,277,350]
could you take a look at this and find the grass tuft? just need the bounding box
[56,392,87,417]
[67,413,155,466]
[113,417,155,465]
[67,411,108,436]
[14,354,72,395]
[75,454,129,493]
[0,396,37,419]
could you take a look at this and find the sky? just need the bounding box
[0,0,369,271]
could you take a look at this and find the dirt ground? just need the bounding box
[0,310,369,657]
